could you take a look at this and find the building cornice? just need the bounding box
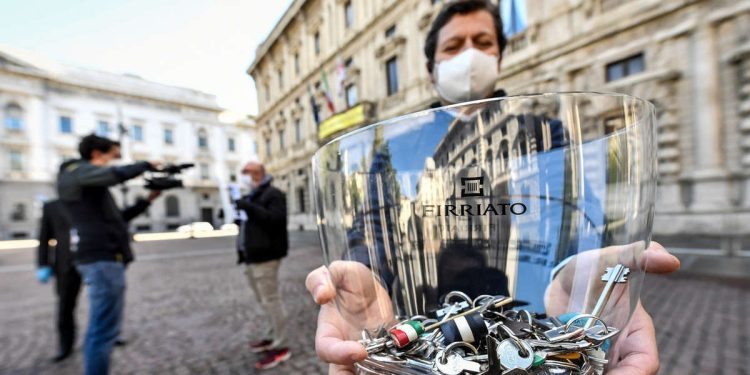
[0,65,223,114]
[252,1,402,123]
[247,0,308,76]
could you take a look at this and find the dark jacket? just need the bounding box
[236,179,288,264]
[56,159,153,265]
[37,200,73,272]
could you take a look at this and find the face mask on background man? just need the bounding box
[240,174,255,189]
[433,48,499,104]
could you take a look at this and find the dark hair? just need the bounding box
[78,134,120,160]
[424,0,507,74]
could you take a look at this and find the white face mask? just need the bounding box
[240,174,255,188]
[433,48,499,104]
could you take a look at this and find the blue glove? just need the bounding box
[36,267,53,284]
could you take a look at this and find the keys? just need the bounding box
[357,280,624,375]
[501,319,534,338]
[435,352,482,375]
[585,264,630,329]
[436,301,470,319]
[542,325,585,343]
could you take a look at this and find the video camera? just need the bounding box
[144,163,195,191]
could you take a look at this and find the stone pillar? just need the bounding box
[689,23,724,176]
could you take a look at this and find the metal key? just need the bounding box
[435,352,483,374]
[436,301,470,319]
[542,325,585,343]
[489,337,534,371]
[584,325,620,342]
[585,264,630,329]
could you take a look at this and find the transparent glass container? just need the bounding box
[312,93,656,374]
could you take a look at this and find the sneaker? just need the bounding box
[249,339,274,353]
[255,348,291,370]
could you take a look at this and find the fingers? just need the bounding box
[305,266,336,304]
[609,304,659,375]
[315,304,368,365]
[642,241,680,275]
[329,364,357,375]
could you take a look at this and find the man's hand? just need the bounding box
[147,190,162,201]
[148,161,162,171]
[305,261,394,374]
[546,241,679,375]
[36,267,53,284]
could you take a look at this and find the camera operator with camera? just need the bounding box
[57,134,163,375]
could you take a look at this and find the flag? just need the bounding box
[336,57,347,98]
[308,84,320,126]
[320,70,336,113]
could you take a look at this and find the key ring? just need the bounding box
[438,341,479,364]
[563,313,610,333]
[444,290,472,306]
[487,322,531,358]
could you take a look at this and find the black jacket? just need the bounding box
[236,180,288,264]
[56,159,153,265]
[37,200,74,272]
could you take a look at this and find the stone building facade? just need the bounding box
[0,47,258,239]
[248,0,750,255]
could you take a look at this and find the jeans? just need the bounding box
[77,261,125,375]
[245,259,286,347]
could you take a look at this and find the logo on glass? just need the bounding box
[460,176,485,197]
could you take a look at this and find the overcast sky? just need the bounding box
[0,0,293,116]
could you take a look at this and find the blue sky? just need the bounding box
[0,0,293,115]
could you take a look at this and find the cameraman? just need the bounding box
[57,134,160,375]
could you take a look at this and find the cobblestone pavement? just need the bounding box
[0,232,748,374]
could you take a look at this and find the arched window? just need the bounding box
[499,140,509,172]
[198,129,208,149]
[4,103,23,130]
[165,196,180,217]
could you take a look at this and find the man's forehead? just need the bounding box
[438,11,496,42]
[243,163,263,171]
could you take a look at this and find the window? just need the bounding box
[294,53,300,75]
[9,150,22,171]
[278,69,283,90]
[200,163,209,179]
[4,103,23,130]
[131,124,143,141]
[59,116,73,134]
[264,82,270,101]
[295,119,302,143]
[228,137,236,152]
[164,128,174,145]
[501,0,528,37]
[279,129,285,149]
[97,121,109,137]
[386,57,399,96]
[297,187,307,213]
[344,1,354,28]
[165,196,180,217]
[344,57,353,68]
[314,32,321,55]
[385,25,396,38]
[346,83,358,108]
[606,53,645,82]
[265,138,272,157]
[198,129,208,149]
[10,203,26,222]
